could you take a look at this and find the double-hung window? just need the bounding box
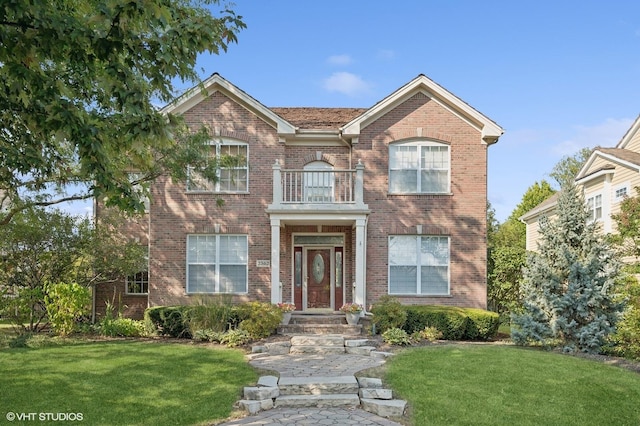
[126,248,149,294]
[389,141,450,194]
[586,194,603,222]
[388,235,449,295]
[187,235,248,293]
[187,140,248,192]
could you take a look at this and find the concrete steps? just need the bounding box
[277,313,363,335]
[240,335,407,418]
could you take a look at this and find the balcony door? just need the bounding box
[304,161,334,203]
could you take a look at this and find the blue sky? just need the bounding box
[66,1,640,221]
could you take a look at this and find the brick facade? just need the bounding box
[94,74,501,317]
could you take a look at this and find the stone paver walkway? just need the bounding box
[217,341,403,426]
[249,353,386,377]
[218,407,402,425]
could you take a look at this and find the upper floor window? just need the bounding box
[614,184,630,203]
[586,193,602,222]
[389,141,450,194]
[187,140,248,193]
[304,161,334,203]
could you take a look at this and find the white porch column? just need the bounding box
[270,219,281,304]
[354,218,367,308]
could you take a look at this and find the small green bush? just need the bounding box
[236,302,281,339]
[99,317,145,337]
[382,327,411,345]
[371,296,407,334]
[220,329,252,347]
[144,306,191,338]
[419,326,444,342]
[44,282,91,336]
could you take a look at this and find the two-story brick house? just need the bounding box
[94,73,503,319]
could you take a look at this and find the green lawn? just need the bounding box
[385,344,640,426]
[0,340,257,425]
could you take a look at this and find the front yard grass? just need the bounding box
[0,340,257,425]
[384,344,640,426]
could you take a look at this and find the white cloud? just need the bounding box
[552,117,635,156]
[327,54,353,66]
[322,72,371,97]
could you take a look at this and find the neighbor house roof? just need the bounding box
[520,192,560,223]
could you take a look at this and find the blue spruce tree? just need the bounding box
[511,184,623,353]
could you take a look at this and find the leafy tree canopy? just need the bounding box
[0,0,246,225]
[548,147,593,189]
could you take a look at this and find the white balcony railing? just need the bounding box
[271,160,365,207]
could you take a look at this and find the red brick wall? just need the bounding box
[147,91,283,307]
[356,92,487,308]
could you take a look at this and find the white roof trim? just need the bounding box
[160,73,297,135]
[340,74,503,144]
[616,115,640,149]
[576,149,640,182]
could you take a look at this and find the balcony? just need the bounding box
[267,160,368,215]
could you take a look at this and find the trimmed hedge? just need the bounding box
[403,305,499,341]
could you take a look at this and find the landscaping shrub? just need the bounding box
[220,329,252,347]
[44,282,91,336]
[382,327,411,345]
[370,296,407,333]
[99,317,145,337]
[236,302,281,339]
[403,305,499,341]
[144,306,191,338]
[186,295,237,335]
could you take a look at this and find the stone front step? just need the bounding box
[289,345,345,354]
[274,394,361,408]
[278,323,362,335]
[290,335,345,346]
[278,376,359,396]
[289,314,346,325]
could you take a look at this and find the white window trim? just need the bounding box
[586,192,603,223]
[186,139,249,193]
[388,140,451,195]
[613,182,630,203]
[387,235,450,296]
[186,234,248,294]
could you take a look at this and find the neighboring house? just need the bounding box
[94,73,503,319]
[522,115,640,252]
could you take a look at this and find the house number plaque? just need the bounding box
[256,260,270,268]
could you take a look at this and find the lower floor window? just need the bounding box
[187,234,248,293]
[388,235,449,295]
[126,271,149,294]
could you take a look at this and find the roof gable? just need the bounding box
[340,74,503,144]
[576,147,640,183]
[161,73,296,136]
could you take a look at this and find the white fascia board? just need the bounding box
[340,75,503,143]
[616,115,640,149]
[160,74,296,135]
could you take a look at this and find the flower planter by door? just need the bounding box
[281,312,292,325]
[345,312,361,325]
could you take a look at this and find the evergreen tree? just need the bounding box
[511,184,623,353]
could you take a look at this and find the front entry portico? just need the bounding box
[266,160,370,310]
